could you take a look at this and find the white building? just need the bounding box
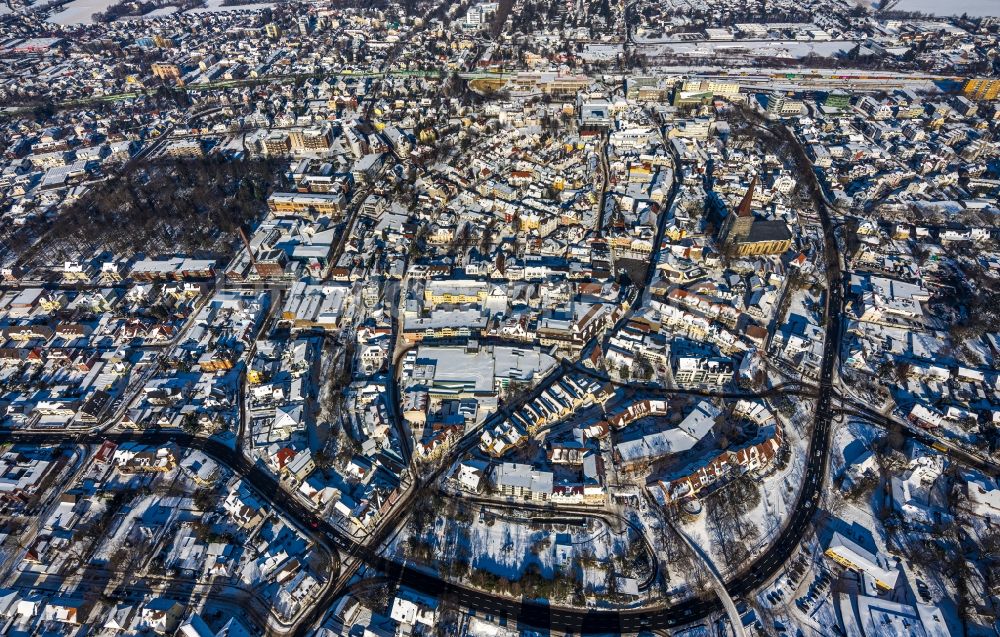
[389,589,439,628]
[824,532,899,590]
[465,2,499,26]
[493,462,553,501]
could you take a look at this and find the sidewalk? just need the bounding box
[670,520,747,637]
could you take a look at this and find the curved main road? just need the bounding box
[0,279,838,635]
[0,123,850,635]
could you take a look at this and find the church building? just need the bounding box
[718,176,793,256]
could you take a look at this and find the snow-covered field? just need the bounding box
[186,0,274,14]
[47,0,119,25]
[118,5,179,19]
[48,0,273,23]
[579,43,624,62]
[893,0,1000,15]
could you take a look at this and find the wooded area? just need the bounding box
[44,157,281,263]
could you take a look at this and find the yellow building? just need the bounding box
[518,213,541,231]
[681,79,740,98]
[507,72,590,97]
[665,225,686,241]
[824,532,899,590]
[267,192,345,217]
[963,78,1000,101]
[39,294,67,311]
[199,355,234,372]
[423,281,488,307]
[151,62,181,81]
[262,132,290,156]
[733,228,792,255]
[628,164,653,183]
[289,127,333,152]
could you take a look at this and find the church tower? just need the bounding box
[720,175,757,248]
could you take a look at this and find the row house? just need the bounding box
[650,422,783,503]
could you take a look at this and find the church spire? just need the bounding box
[737,175,757,218]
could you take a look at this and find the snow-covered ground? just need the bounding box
[646,0,999,18]
[186,0,274,14]
[891,0,1000,15]
[47,0,118,25]
[466,617,520,637]
[830,418,881,479]
[674,626,712,637]
[638,40,855,59]
[118,5,179,19]
[389,508,647,601]
[468,517,609,579]
[670,396,813,582]
[808,594,838,632]
[579,43,624,62]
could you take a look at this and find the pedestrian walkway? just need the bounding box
[671,521,747,637]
